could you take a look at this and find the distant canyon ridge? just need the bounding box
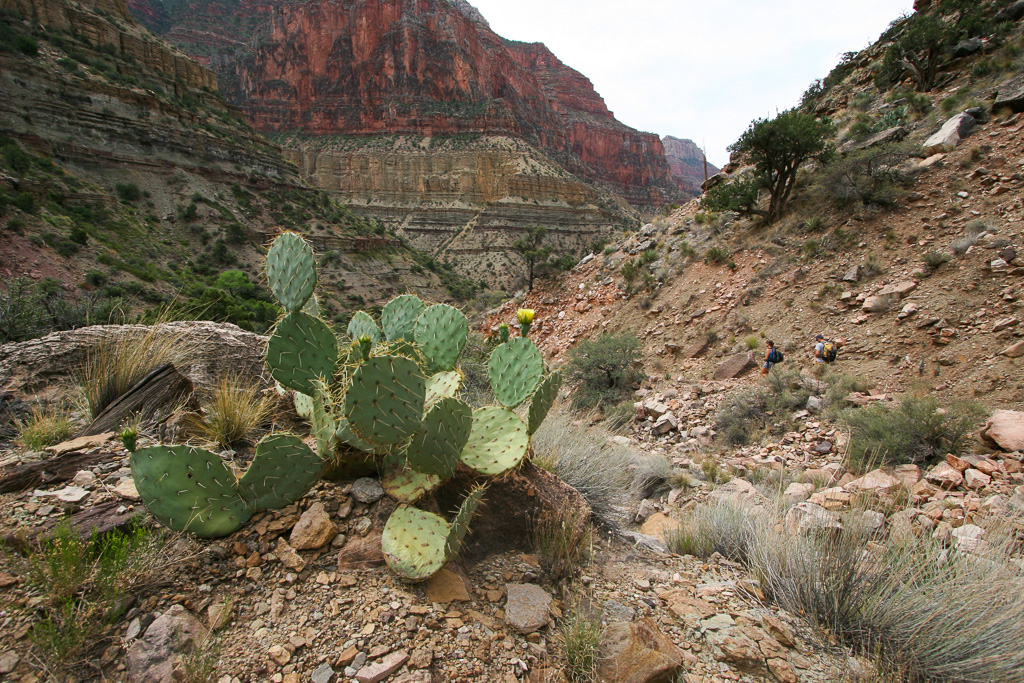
[129,0,717,286]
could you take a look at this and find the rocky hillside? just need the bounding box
[491,0,1024,411]
[126,0,689,286]
[0,0,459,340]
[662,136,720,197]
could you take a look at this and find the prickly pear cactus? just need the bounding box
[135,232,566,581]
[131,433,325,538]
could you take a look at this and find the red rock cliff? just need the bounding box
[662,136,720,197]
[133,0,680,207]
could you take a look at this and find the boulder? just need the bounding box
[862,296,890,313]
[994,73,1024,113]
[842,265,862,283]
[126,605,208,683]
[714,353,757,380]
[951,38,984,58]
[996,0,1024,23]
[597,618,686,683]
[351,478,385,504]
[652,413,678,435]
[782,482,814,506]
[504,583,552,634]
[844,469,900,493]
[784,502,842,535]
[981,411,1024,452]
[708,478,762,507]
[1002,340,1024,358]
[923,112,975,154]
[876,281,918,299]
[964,469,991,490]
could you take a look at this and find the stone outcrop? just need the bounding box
[662,136,720,196]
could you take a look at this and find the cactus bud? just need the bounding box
[498,323,510,343]
[358,334,373,360]
[516,309,535,337]
[120,425,138,453]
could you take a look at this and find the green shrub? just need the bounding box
[704,247,729,265]
[841,396,985,472]
[13,192,35,213]
[816,142,915,208]
[114,182,142,202]
[15,34,37,55]
[564,333,644,410]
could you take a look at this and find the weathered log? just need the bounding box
[81,363,193,436]
[0,450,115,494]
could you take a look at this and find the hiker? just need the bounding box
[813,334,826,363]
[813,334,838,364]
[761,340,782,375]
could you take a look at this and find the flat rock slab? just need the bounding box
[995,72,1024,113]
[924,112,975,154]
[981,410,1024,452]
[45,431,115,455]
[714,353,756,380]
[505,583,552,634]
[425,566,471,603]
[355,650,409,683]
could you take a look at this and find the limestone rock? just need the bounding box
[289,502,338,550]
[994,72,1024,113]
[1002,340,1024,358]
[981,411,1024,452]
[708,478,762,507]
[504,583,552,634]
[782,482,814,506]
[126,605,208,683]
[923,112,975,154]
[639,512,680,540]
[965,468,991,490]
[714,353,757,380]
[597,618,685,683]
[355,650,409,683]
[844,469,899,493]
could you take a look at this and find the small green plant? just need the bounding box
[559,607,602,683]
[114,182,143,202]
[17,405,75,450]
[177,635,221,683]
[744,336,760,350]
[704,246,729,265]
[922,251,950,269]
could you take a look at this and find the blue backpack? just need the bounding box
[769,348,784,364]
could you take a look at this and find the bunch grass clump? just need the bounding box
[17,404,75,450]
[532,506,591,581]
[193,374,275,448]
[533,409,633,528]
[76,321,195,418]
[558,607,602,682]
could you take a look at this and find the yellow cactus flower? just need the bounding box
[517,309,536,325]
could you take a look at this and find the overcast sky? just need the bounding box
[468,0,915,167]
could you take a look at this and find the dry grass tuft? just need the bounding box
[17,404,75,450]
[558,605,602,683]
[192,374,275,448]
[533,409,633,528]
[76,323,196,419]
[532,506,591,581]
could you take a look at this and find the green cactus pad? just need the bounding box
[293,391,314,420]
[528,370,563,435]
[266,311,338,395]
[445,486,486,559]
[406,397,472,479]
[381,295,425,342]
[381,467,442,504]
[334,414,379,453]
[239,434,324,511]
[345,355,426,446]
[131,445,252,538]
[460,407,529,476]
[309,380,336,460]
[266,232,316,312]
[414,304,468,372]
[488,337,544,409]
[425,371,461,410]
[347,311,381,344]
[381,505,448,581]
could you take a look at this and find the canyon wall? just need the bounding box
[662,136,720,197]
